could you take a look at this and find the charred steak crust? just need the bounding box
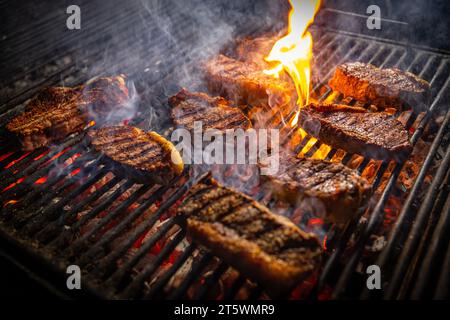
[178,179,322,295]
[233,33,280,68]
[6,75,129,151]
[299,103,413,160]
[204,54,295,109]
[329,62,430,111]
[168,89,251,131]
[88,125,183,184]
[267,156,372,223]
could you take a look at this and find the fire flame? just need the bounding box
[264,0,321,109]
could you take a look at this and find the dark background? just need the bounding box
[319,0,450,51]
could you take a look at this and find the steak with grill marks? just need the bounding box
[266,154,372,223]
[329,62,430,112]
[178,178,322,295]
[6,75,129,151]
[88,126,183,184]
[204,54,296,109]
[169,89,251,131]
[232,33,280,68]
[299,103,412,160]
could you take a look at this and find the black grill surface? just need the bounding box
[0,0,449,299]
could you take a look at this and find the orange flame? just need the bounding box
[265,0,321,109]
[3,200,18,207]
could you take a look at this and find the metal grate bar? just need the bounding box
[379,49,404,68]
[383,132,450,299]
[410,177,450,299]
[93,173,202,280]
[195,262,228,299]
[0,9,193,115]
[140,236,194,300]
[0,134,84,191]
[168,252,213,299]
[434,241,450,299]
[67,182,151,258]
[1,3,137,80]
[0,148,49,176]
[1,1,121,61]
[36,175,122,244]
[105,217,178,287]
[368,112,450,298]
[23,167,110,237]
[332,71,450,299]
[1,6,139,91]
[7,154,100,228]
[80,184,176,264]
[223,275,247,300]
[313,42,370,91]
[0,148,93,205]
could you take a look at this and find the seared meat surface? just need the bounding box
[204,54,295,109]
[88,126,183,184]
[329,62,430,111]
[169,89,251,131]
[7,76,129,150]
[178,178,322,295]
[266,154,372,223]
[233,33,280,68]
[299,103,412,160]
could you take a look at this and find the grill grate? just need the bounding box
[0,0,449,300]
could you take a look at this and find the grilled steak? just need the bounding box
[266,154,372,223]
[88,126,183,184]
[329,62,430,111]
[178,178,322,295]
[299,103,412,160]
[233,33,280,68]
[204,54,295,109]
[6,75,129,151]
[169,89,251,131]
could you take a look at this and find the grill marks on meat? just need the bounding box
[329,62,430,112]
[6,76,129,151]
[178,179,322,295]
[299,103,412,160]
[204,54,295,109]
[267,155,372,223]
[233,33,280,68]
[88,126,183,184]
[169,89,251,131]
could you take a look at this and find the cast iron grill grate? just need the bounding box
[0,0,449,300]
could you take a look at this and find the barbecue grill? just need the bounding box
[0,0,449,300]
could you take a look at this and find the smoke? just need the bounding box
[134,0,287,93]
[316,0,449,51]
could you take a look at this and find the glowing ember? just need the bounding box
[34,176,48,184]
[3,199,18,207]
[5,152,30,169]
[307,217,324,226]
[70,168,81,176]
[34,150,50,161]
[2,177,26,192]
[264,0,321,109]
[0,152,14,162]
